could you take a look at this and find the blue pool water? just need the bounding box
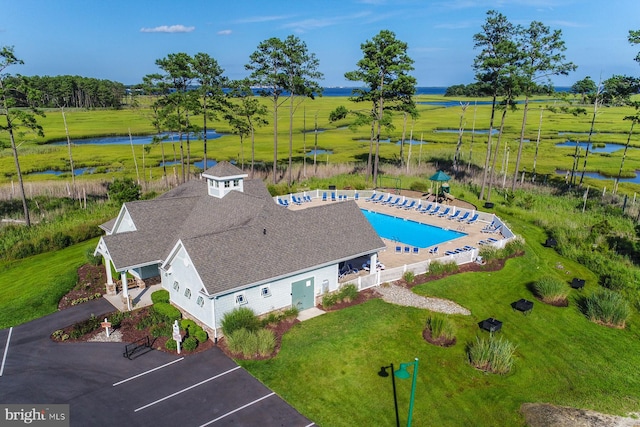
[361,209,466,248]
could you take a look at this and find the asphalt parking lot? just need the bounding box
[0,299,313,426]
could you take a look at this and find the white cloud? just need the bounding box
[140,25,195,33]
[217,29,232,35]
[547,20,584,28]
[234,15,292,24]
[282,11,371,33]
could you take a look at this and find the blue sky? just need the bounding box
[2,0,639,87]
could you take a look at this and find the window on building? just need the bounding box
[224,181,230,188]
[233,179,240,187]
[261,286,271,297]
[196,296,204,307]
[235,292,247,305]
[173,281,179,291]
[184,288,191,299]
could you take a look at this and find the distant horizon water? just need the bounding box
[153,86,572,97]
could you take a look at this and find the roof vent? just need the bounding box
[263,228,267,235]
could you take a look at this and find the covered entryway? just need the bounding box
[291,278,315,310]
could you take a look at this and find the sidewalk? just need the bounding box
[102,284,163,311]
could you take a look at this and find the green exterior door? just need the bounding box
[291,278,314,310]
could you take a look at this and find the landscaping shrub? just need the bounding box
[194,328,208,343]
[467,334,516,374]
[151,289,170,304]
[260,312,280,327]
[165,339,177,351]
[221,307,260,336]
[108,311,128,328]
[182,336,198,352]
[427,260,459,276]
[337,284,358,302]
[255,329,276,356]
[70,314,101,339]
[180,319,197,332]
[478,245,501,262]
[425,314,454,340]
[502,236,525,257]
[403,271,415,284]
[150,323,172,338]
[226,328,257,357]
[283,306,299,318]
[582,289,630,328]
[322,293,339,308]
[152,302,181,322]
[532,276,569,305]
[85,248,103,266]
[52,232,72,250]
[409,181,430,193]
[323,284,359,308]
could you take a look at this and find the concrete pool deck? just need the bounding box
[287,196,500,272]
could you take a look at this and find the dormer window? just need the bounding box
[224,181,230,188]
[233,179,240,187]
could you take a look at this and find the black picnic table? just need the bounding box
[480,318,503,332]
[512,298,534,315]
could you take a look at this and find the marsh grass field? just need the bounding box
[1,94,640,194]
[2,95,640,426]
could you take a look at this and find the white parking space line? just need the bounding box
[0,327,12,377]
[134,366,242,412]
[113,357,184,386]
[198,392,275,426]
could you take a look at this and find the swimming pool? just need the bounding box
[361,209,466,248]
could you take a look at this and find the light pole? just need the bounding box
[394,358,419,427]
[378,363,400,427]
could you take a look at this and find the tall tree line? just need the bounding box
[9,75,125,108]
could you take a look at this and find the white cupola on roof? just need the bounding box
[201,161,248,199]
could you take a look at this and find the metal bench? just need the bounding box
[123,336,151,360]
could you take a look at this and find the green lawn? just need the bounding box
[240,219,640,426]
[0,238,98,328]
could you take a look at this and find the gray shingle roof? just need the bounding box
[202,161,247,178]
[184,200,385,295]
[102,177,385,295]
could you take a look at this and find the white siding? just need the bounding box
[162,245,215,329]
[212,263,339,327]
[114,210,136,233]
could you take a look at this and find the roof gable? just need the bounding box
[202,161,247,180]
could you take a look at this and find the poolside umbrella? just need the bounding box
[429,170,451,199]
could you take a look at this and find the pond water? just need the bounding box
[555,169,640,184]
[396,139,428,145]
[306,149,333,156]
[29,167,96,176]
[434,129,499,135]
[555,141,628,153]
[417,99,551,108]
[50,130,224,146]
[159,159,218,169]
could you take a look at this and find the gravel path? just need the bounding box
[88,329,123,342]
[374,284,471,315]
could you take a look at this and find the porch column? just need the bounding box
[121,272,131,311]
[369,253,378,275]
[104,257,116,296]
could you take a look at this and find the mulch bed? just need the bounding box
[52,306,215,355]
[422,328,457,347]
[58,264,107,310]
[395,256,511,289]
